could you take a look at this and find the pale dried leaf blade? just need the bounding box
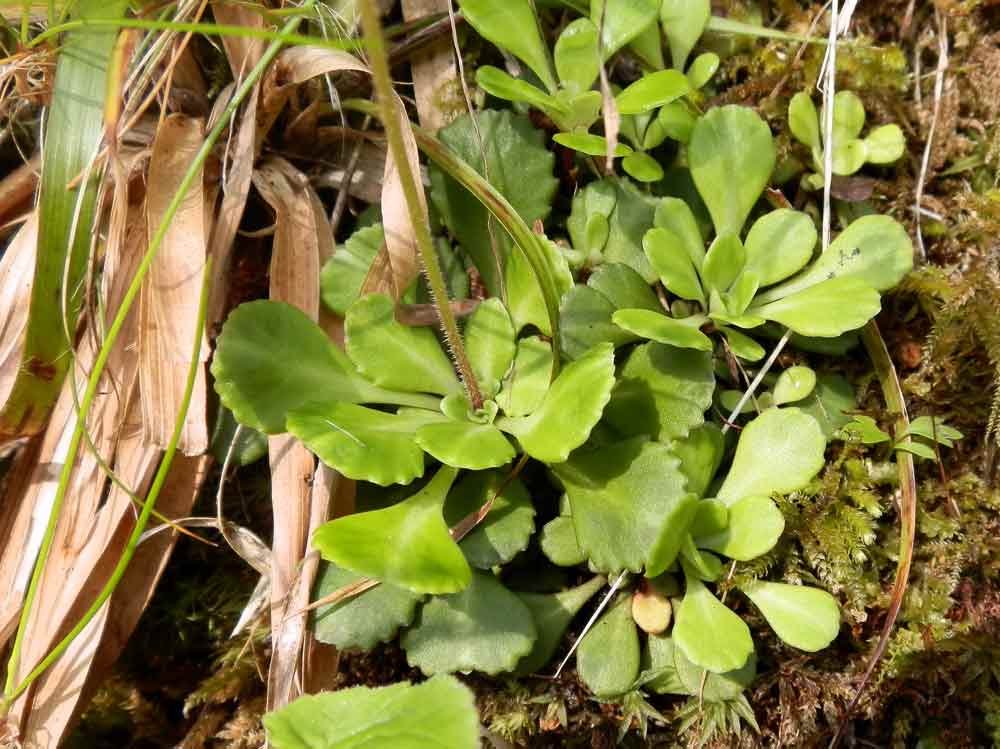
[401,0,462,132]
[140,114,210,455]
[0,213,40,408]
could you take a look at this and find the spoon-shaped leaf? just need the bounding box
[654,197,705,269]
[864,124,905,164]
[212,301,437,434]
[687,52,720,89]
[750,276,882,337]
[660,0,711,69]
[552,437,697,575]
[464,299,515,397]
[615,70,691,115]
[416,421,516,470]
[516,576,606,675]
[743,209,817,287]
[798,373,856,438]
[444,470,535,568]
[721,327,765,362]
[554,18,601,93]
[498,342,615,463]
[674,638,757,702]
[577,593,641,697]
[701,232,745,294]
[312,466,471,594]
[346,294,461,396]
[312,562,423,651]
[402,570,536,675]
[554,132,632,157]
[475,66,557,111]
[591,0,660,61]
[540,515,587,567]
[772,366,817,405]
[320,223,386,316]
[716,408,826,506]
[689,105,775,237]
[263,675,479,749]
[788,91,820,150]
[496,336,553,417]
[673,567,754,673]
[643,227,704,303]
[740,581,840,651]
[505,232,574,337]
[622,152,665,183]
[612,309,713,351]
[458,0,557,91]
[696,495,785,561]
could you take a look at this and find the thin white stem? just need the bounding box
[914,9,948,264]
[721,330,793,434]
[553,569,627,678]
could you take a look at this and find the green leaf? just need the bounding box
[591,0,660,61]
[643,227,704,302]
[656,101,697,143]
[642,635,687,694]
[554,18,601,93]
[402,570,537,675]
[660,0,711,70]
[701,233,745,294]
[517,576,606,675]
[498,343,615,463]
[832,138,868,175]
[716,408,826,506]
[798,374,856,438]
[552,438,697,575]
[320,223,383,316]
[696,495,784,561]
[902,416,963,447]
[788,91,820,150]
[628,21,666,69]
[458,0,556,91]
[754,215,913,303]
[311,467,470,594]
[750,277,882,337]
[674,639,757,702]
[505,232,574,336]
[830,90,866,142]
[864,124,905,164]
[690,105,775,237]
[587,262,663,310]
[894,440,938,461]
[772,366,817,405]
[743,209,817,287]
[622,151,666,182]
[680,536,723,581]
[686,52,719,90]
[313,562,423,651]
[577,593,641,697]
[496,336,553,417]
[540,514,588,567]
[721,327,765,361]
[603,343,716,441]
[263,675,479,749]
[616,70,691,115]
[346,294,460,396]
[430,110,558,297]
[669,423,724,498]
[553,132,632,157]
[475,65,557,111]
[416,420,516,470]
[443,470,535,568]
[840,414,891,445]
[212,301,434,434]
[724,273,759,317]
[690,499,728,538]
[210,407,267,467]
[674,567,754,673]
[612,309,713,351]
[654,196,706,269]
[740,581,840,652]
[465,299,515,397]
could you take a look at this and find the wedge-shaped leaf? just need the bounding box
[591,0,660,60]
[263,675,479,749]
[622,151,665,183]
[772,366,817,405]
[465,298,515,397]
[505,232,574,336]
[554,18,601,93]
[754,215,913,304]
[588,262,663,310]
[313,562,423,651]
[788,91,820,150]
[725,273,759,316]
[444,470,535,568]
[346,294,460,396]
[416,421,516,470]
[517,576,606,675]
[604,343,715,441]
[213,301,432,434]
[554,132,632,157]
[687,52,719,90]
[496,336,553,417]
[864,124,905,164]
[320,223,384,315]
[613,309,713,351]
[498,343,615,463]
[716,408,826,506]
[697,495,784,561]
[312,467,469,594]
[577,593,641,697]
[616,70,691,115]
[669,423,724,498]
[741,581,840,652]
[722,326,765,361]
[403,570,536,675]
[750,277,881,337]
[830,90,865,142]
[674,569,754,673]
[743,209,817,287]
[289,403,435,486]
[702,233,745,294]
[690,105,775,237]
[430,110,558,297]
[674,638,756,702]
[654,197,705,268]
[458,0,556,91]
[660,0,711,69]
[540,515,587,567]
[644,227,704,302]
[553,437,697,575]
[476,66,555,110]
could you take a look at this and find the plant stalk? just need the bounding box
[357,0,484,409]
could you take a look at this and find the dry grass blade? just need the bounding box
[401,0,461,132]
[140,113,210,455]
[0,214,39,412]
